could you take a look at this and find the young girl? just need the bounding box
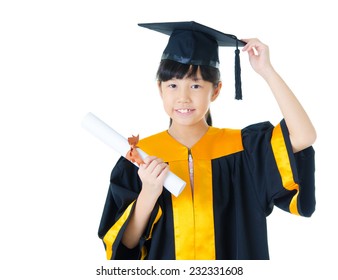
[98,21,316,260]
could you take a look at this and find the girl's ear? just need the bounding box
[211,81,222,102]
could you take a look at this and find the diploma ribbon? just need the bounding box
[126,135,145,165]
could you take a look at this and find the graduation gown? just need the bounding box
[98,120,315,260]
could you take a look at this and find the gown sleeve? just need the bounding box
[242,119,316,217]
[98,157,162,260]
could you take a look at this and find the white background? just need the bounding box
[0,0,337,279]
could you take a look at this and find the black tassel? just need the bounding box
[234,40,242,100]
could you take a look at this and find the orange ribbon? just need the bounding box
[126,135,145,165]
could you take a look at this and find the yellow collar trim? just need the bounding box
[139,127,243,161]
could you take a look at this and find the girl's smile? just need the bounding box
[174,108,196,116]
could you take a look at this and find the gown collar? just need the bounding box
[138,127,243,162]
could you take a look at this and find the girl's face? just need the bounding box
[158,68,221,129]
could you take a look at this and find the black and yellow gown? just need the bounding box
[98,120,315,260]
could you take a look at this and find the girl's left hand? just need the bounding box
[241,38,274,78]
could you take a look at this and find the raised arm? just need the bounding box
[121,156,168,249]
[242,39,317,152]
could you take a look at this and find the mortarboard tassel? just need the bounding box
[234,40,242,100]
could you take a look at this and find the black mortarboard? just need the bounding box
[138,21,246,100]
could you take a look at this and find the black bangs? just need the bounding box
[156,60,197,81]
[156,59,220,85]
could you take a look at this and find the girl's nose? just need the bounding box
[177,88,190,102]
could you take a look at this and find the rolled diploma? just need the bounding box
[81,112,186,197]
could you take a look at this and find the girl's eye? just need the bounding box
[168,84,177,89]
[191,84,201,89]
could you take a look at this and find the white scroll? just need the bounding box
[81,112,186,197]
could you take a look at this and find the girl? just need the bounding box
[98,21,316,260]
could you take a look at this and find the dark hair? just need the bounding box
[156,59,221,126]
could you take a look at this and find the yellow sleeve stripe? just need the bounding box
[146,206,162,240]
[103,201,135,260]
[271,123,300,215]
[141,206,162,259]
[103,202,163,260]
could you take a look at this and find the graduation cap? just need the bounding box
[138,21,246,100]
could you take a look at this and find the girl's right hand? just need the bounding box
[241,38,273,79]
[138,156,169,199]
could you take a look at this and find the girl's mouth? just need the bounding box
[176,109,194,114]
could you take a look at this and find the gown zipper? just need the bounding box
[188,148,194,195]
